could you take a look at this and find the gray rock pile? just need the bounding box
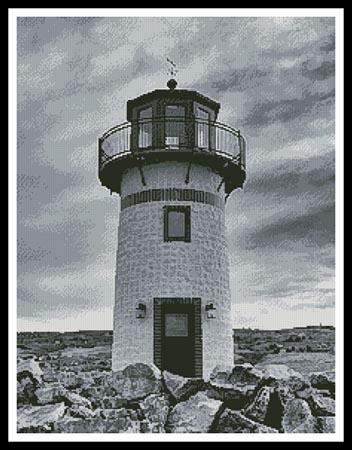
[17,358,335,433]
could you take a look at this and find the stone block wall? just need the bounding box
[112,162,233,379]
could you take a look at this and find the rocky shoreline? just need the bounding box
[17,358,335,433]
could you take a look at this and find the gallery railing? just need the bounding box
[98,118,246,171]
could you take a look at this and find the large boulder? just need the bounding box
[110,363,162,401]
[307,393,335,416]
[243,386,273,424]
[215,409,278,433]
[167,392,223,433]
[282,399,317,433]
[206,382,256,408]
[228,364,264,386]
[309,372,335,396]
[139,394,170,433]
[163,371,203,401]
[207,363,262,407]
[258,364,309,393]
[17,402,66,432]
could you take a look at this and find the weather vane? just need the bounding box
[166,57,178,78]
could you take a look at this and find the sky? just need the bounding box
[16,16,336,331]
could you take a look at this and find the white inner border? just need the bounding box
[8,7,344,443]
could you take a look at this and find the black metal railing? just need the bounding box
[99,118,246,171]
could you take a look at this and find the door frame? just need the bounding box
[153,297,202,378]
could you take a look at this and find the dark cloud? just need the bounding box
[17,17,99,57]
[211,67,268,93]
[245,152,335,197]
[301,60,335,81]
[244,89,335,128]
[319,33,335,53]
[244,204,335,250]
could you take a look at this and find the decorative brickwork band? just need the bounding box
[121,188,224,210]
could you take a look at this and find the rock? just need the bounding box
[122,363,161,380]
[282,399,314,433]
[317,416,335,433]
[243,386,273,423]
[35,383,66,405]
[100,396,128,410]
[316,389,334,398]
[56,371,84,389]
[17,376,38,406]
[111,363,161,401]
[309,372,335,396]
[209,365,233,384]
[259,364,309,393]
[64,391,92,408]
[228,364,264,386]
[17,402,66,432]
[54,413,140,433]
[163,371,203,401]
[96,408,129,420]
[215,409,278,433]
[80,385,125,409]
[206,382,256,408]
[307,393,335,416]
[17,358,43,383]
[52,417,86,433]
[167,391,223,433]
[207,363,262,407]
[139,394,169,433]
[295,387,315,400]
[291,416,319,433]
[274,384,295,406]
[68,404,96,419]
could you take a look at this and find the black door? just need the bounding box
[161,303,195,377]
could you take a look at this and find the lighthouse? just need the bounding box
[98,80,246,379]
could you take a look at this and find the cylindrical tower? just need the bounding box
[98,81,246,380]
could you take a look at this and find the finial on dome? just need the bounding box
[167,78,177,90]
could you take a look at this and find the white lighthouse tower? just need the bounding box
[98,80,246,379]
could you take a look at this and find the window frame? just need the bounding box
[163,205,191,242]
[138,105,153,149]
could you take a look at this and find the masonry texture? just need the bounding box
[112,162,233,379]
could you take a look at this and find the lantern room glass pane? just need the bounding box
[196,107,209,149]
[165,105,185,149]
[138,107,152,148]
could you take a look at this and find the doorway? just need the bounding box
[153,298,202,378]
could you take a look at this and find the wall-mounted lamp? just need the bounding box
[136,303,146,319]
[205,303,216,319]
